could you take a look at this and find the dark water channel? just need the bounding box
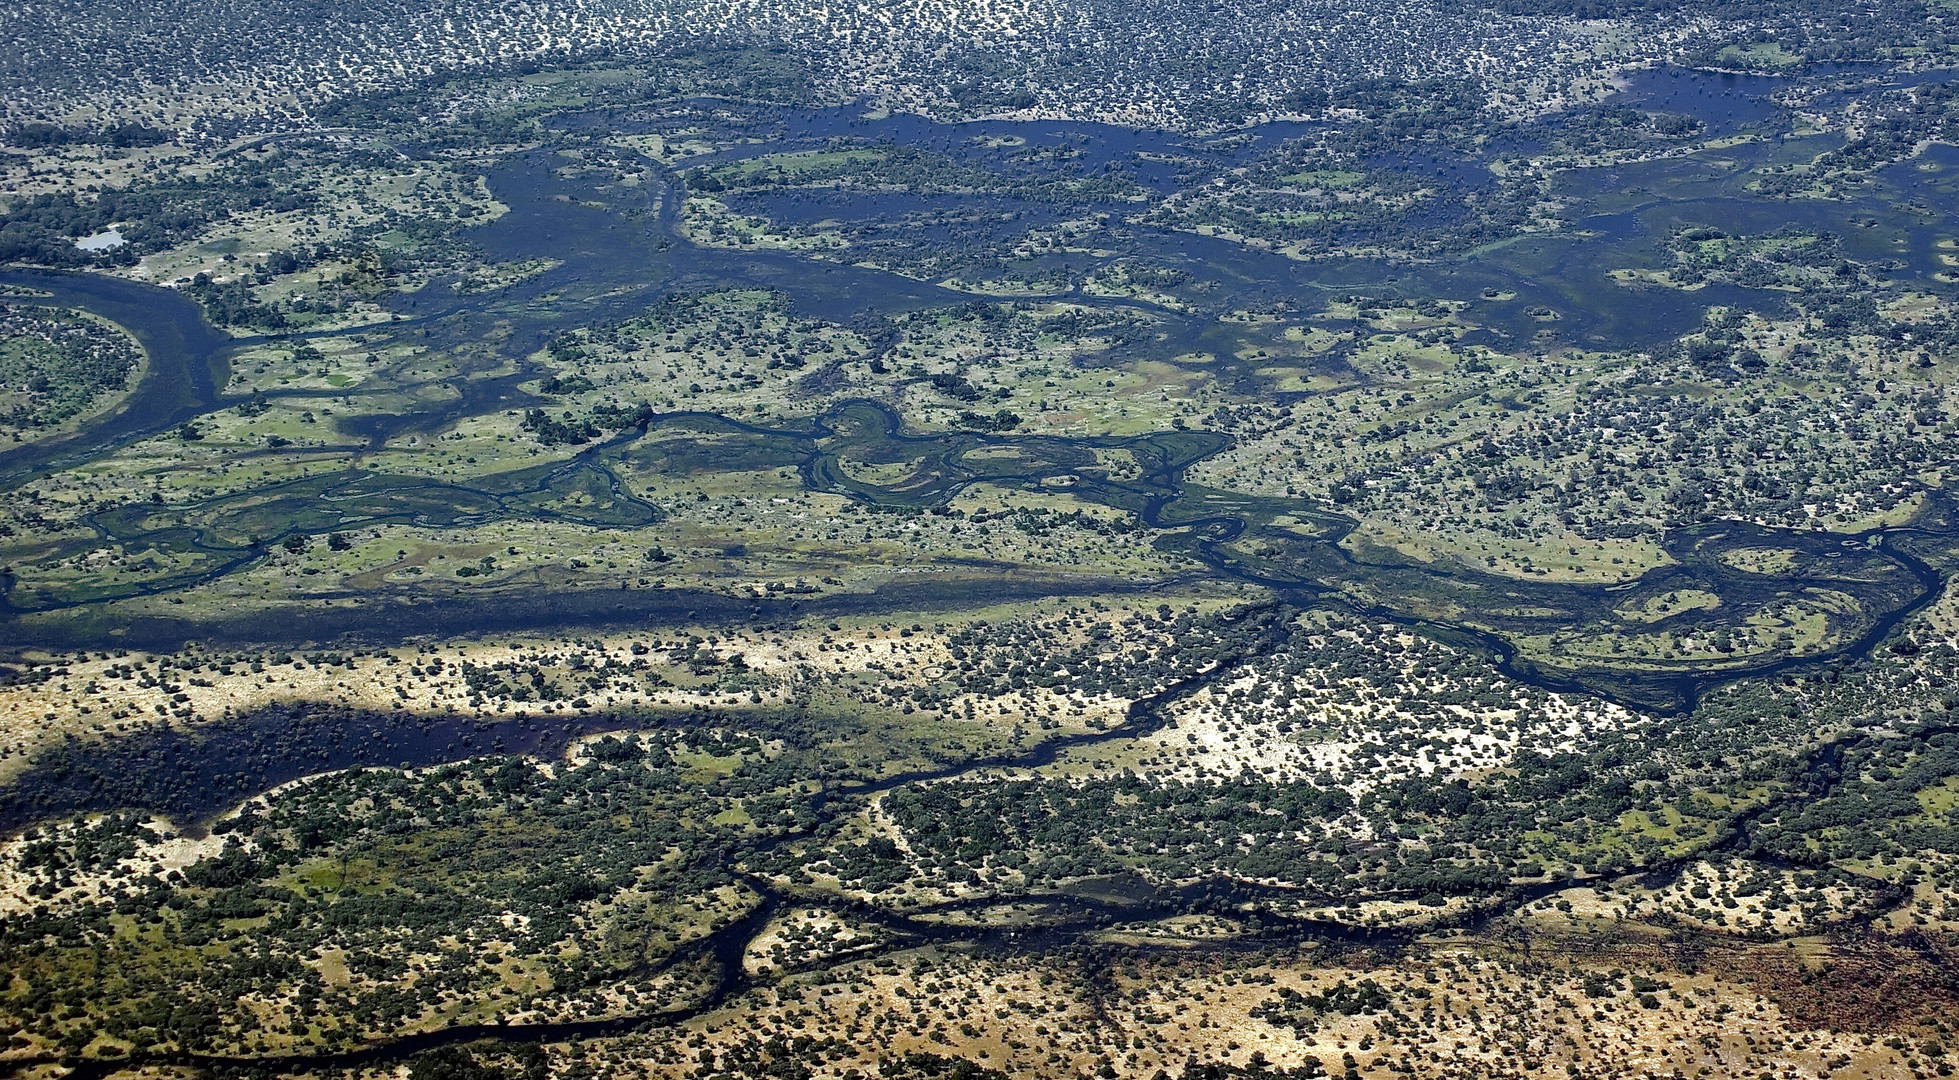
[0,59,1949,887]
[0,65,1948,677]
[0,65,1949,694]
[8,383,1941,708]
[12,608,1926,1080]
[0,611,1523,1080]
[0,270,237,490]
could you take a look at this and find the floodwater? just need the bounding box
[72,228,125,252]
[2,68,1956,1075]
[1,65,1952,702]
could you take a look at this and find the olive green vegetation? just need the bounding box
[4,49,1959,1076]
[767,606,1959,913]
[6,265,1952,702]
[0,684,1068,1060]
[0,600,1277,1060]
[0,303,144,440]
[5,76,1954,682]
[9,596,1959,1066]
[3,738,752,1058]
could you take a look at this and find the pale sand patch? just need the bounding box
[0,816,228,916]
[1131,631,1640,794]
[637,944,1921,1080]
[743,907,886,977]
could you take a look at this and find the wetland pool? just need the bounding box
[1,64,1953,709]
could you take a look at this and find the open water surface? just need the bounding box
[1,66,1957,1078]
[0,61,1950,742]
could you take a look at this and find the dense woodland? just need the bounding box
[0,303,142,436]
[1,3,1958,1074]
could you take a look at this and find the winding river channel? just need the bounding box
[4,67,1955,709]
[0,265,1946,713]
[1,66,1956,1074]
[8,607,1940,1080]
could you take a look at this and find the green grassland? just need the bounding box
[3,55,1959,1079]
[0,304,146,444]
[3,257,1951,691]
[9,583,1959,1069]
